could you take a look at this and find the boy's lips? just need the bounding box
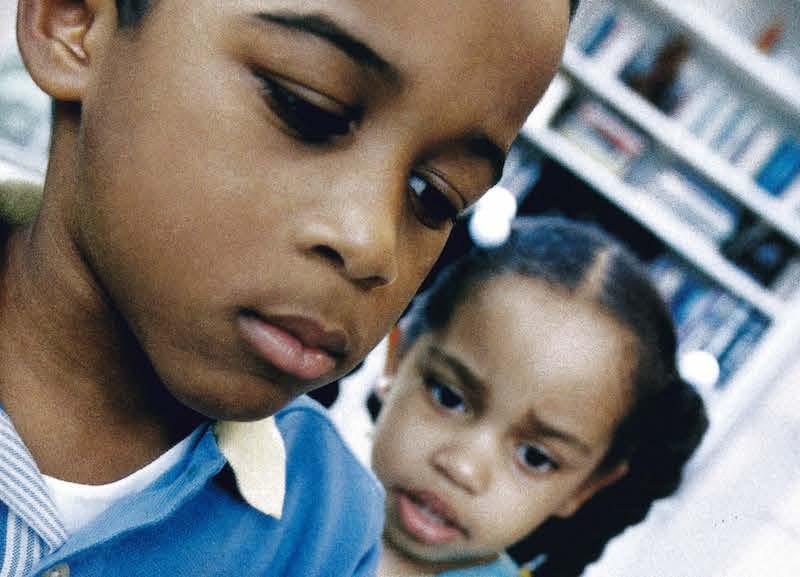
[396,489,465,545]
[236,310,347,381]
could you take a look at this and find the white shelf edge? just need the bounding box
[561,44,800,247]
[630,0,800,117]
[682,294,800,481]
[525,73,572,131]
[521,121,783,319]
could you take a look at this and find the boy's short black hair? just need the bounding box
[116,0,582,27]
[115,0,150,27]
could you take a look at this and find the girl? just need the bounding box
[371,216,709,576]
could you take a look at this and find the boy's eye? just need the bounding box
[253,69,359,144]
[426,379,466,412]
[517,443,558,474]
[408,174,459,230]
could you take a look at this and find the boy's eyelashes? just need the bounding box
[252,67,362,144]
[408,173,460,230]
[251,67,462,230]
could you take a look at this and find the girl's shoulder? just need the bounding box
[435,554,520,577]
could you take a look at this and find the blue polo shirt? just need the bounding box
[0,396,384,577]
[436,554,519,576]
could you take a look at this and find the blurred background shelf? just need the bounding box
[518,0,800,574]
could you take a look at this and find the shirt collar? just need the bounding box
[213,417,286,519]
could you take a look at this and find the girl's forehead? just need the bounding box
[441,276,636,445]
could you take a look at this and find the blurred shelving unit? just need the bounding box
[518,0,800,573]
[521,0,800,468]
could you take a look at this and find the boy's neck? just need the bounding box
[0,109,203,485]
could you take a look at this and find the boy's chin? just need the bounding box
[163,373,306,422]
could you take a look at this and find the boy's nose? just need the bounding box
[431,435,493,496]
[297,165,403,290]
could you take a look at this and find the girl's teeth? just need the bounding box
[418,501,448,526]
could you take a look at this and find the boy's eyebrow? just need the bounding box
[252,11,503,186]
[522,409,593,456]
[253,11,401,86]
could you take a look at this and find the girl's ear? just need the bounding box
[554,461,629,519]
[383,325,403,377]
[16,0,118,101]
[376,326,403,401]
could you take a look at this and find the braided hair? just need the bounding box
[401,216,708,577]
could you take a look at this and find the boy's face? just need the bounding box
[61,0,568,419]
[372,275,634,572]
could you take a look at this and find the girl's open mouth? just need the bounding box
[396,489,465,545]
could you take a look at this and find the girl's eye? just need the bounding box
[517,443,559,474]
[426,379,466,413]
[253,69,359,144]
[408,174,459,230]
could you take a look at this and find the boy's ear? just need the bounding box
[554,461,629,519]
[16,0,118,101]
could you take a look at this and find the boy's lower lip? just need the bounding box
[236,314,337,381]
[396,491,462,545]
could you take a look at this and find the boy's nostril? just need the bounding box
[312,244,345,268]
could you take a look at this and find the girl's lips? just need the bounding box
[396,490,464,545]
[237,312,341,381]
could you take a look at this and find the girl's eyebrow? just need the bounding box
[252,11,401,86]
[521,409,593,457]
[427,346,488,406]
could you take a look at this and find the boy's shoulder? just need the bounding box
[0,179,42,227]
[262,396,385,573]
[276,394,384,504]
[0,178,43,253]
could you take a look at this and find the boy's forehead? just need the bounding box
[178,0,567,146]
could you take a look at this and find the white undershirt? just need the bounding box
[43,432,196,535]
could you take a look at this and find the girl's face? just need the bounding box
[372,274,635,573]
[55,0,569,420]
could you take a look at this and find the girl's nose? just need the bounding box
[431,433,493,496]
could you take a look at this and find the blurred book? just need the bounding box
[647,253,762,389]
[557,97,648,176]
[716,314,769,387]
[755,137,800,197]
[622,34,691,114]
[732,123,783,176]
[581,7,648,76]
[634,165,741,244]
[722,216,799,286]
[770,255,800,300]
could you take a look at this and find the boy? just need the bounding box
[0,0,575,575]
